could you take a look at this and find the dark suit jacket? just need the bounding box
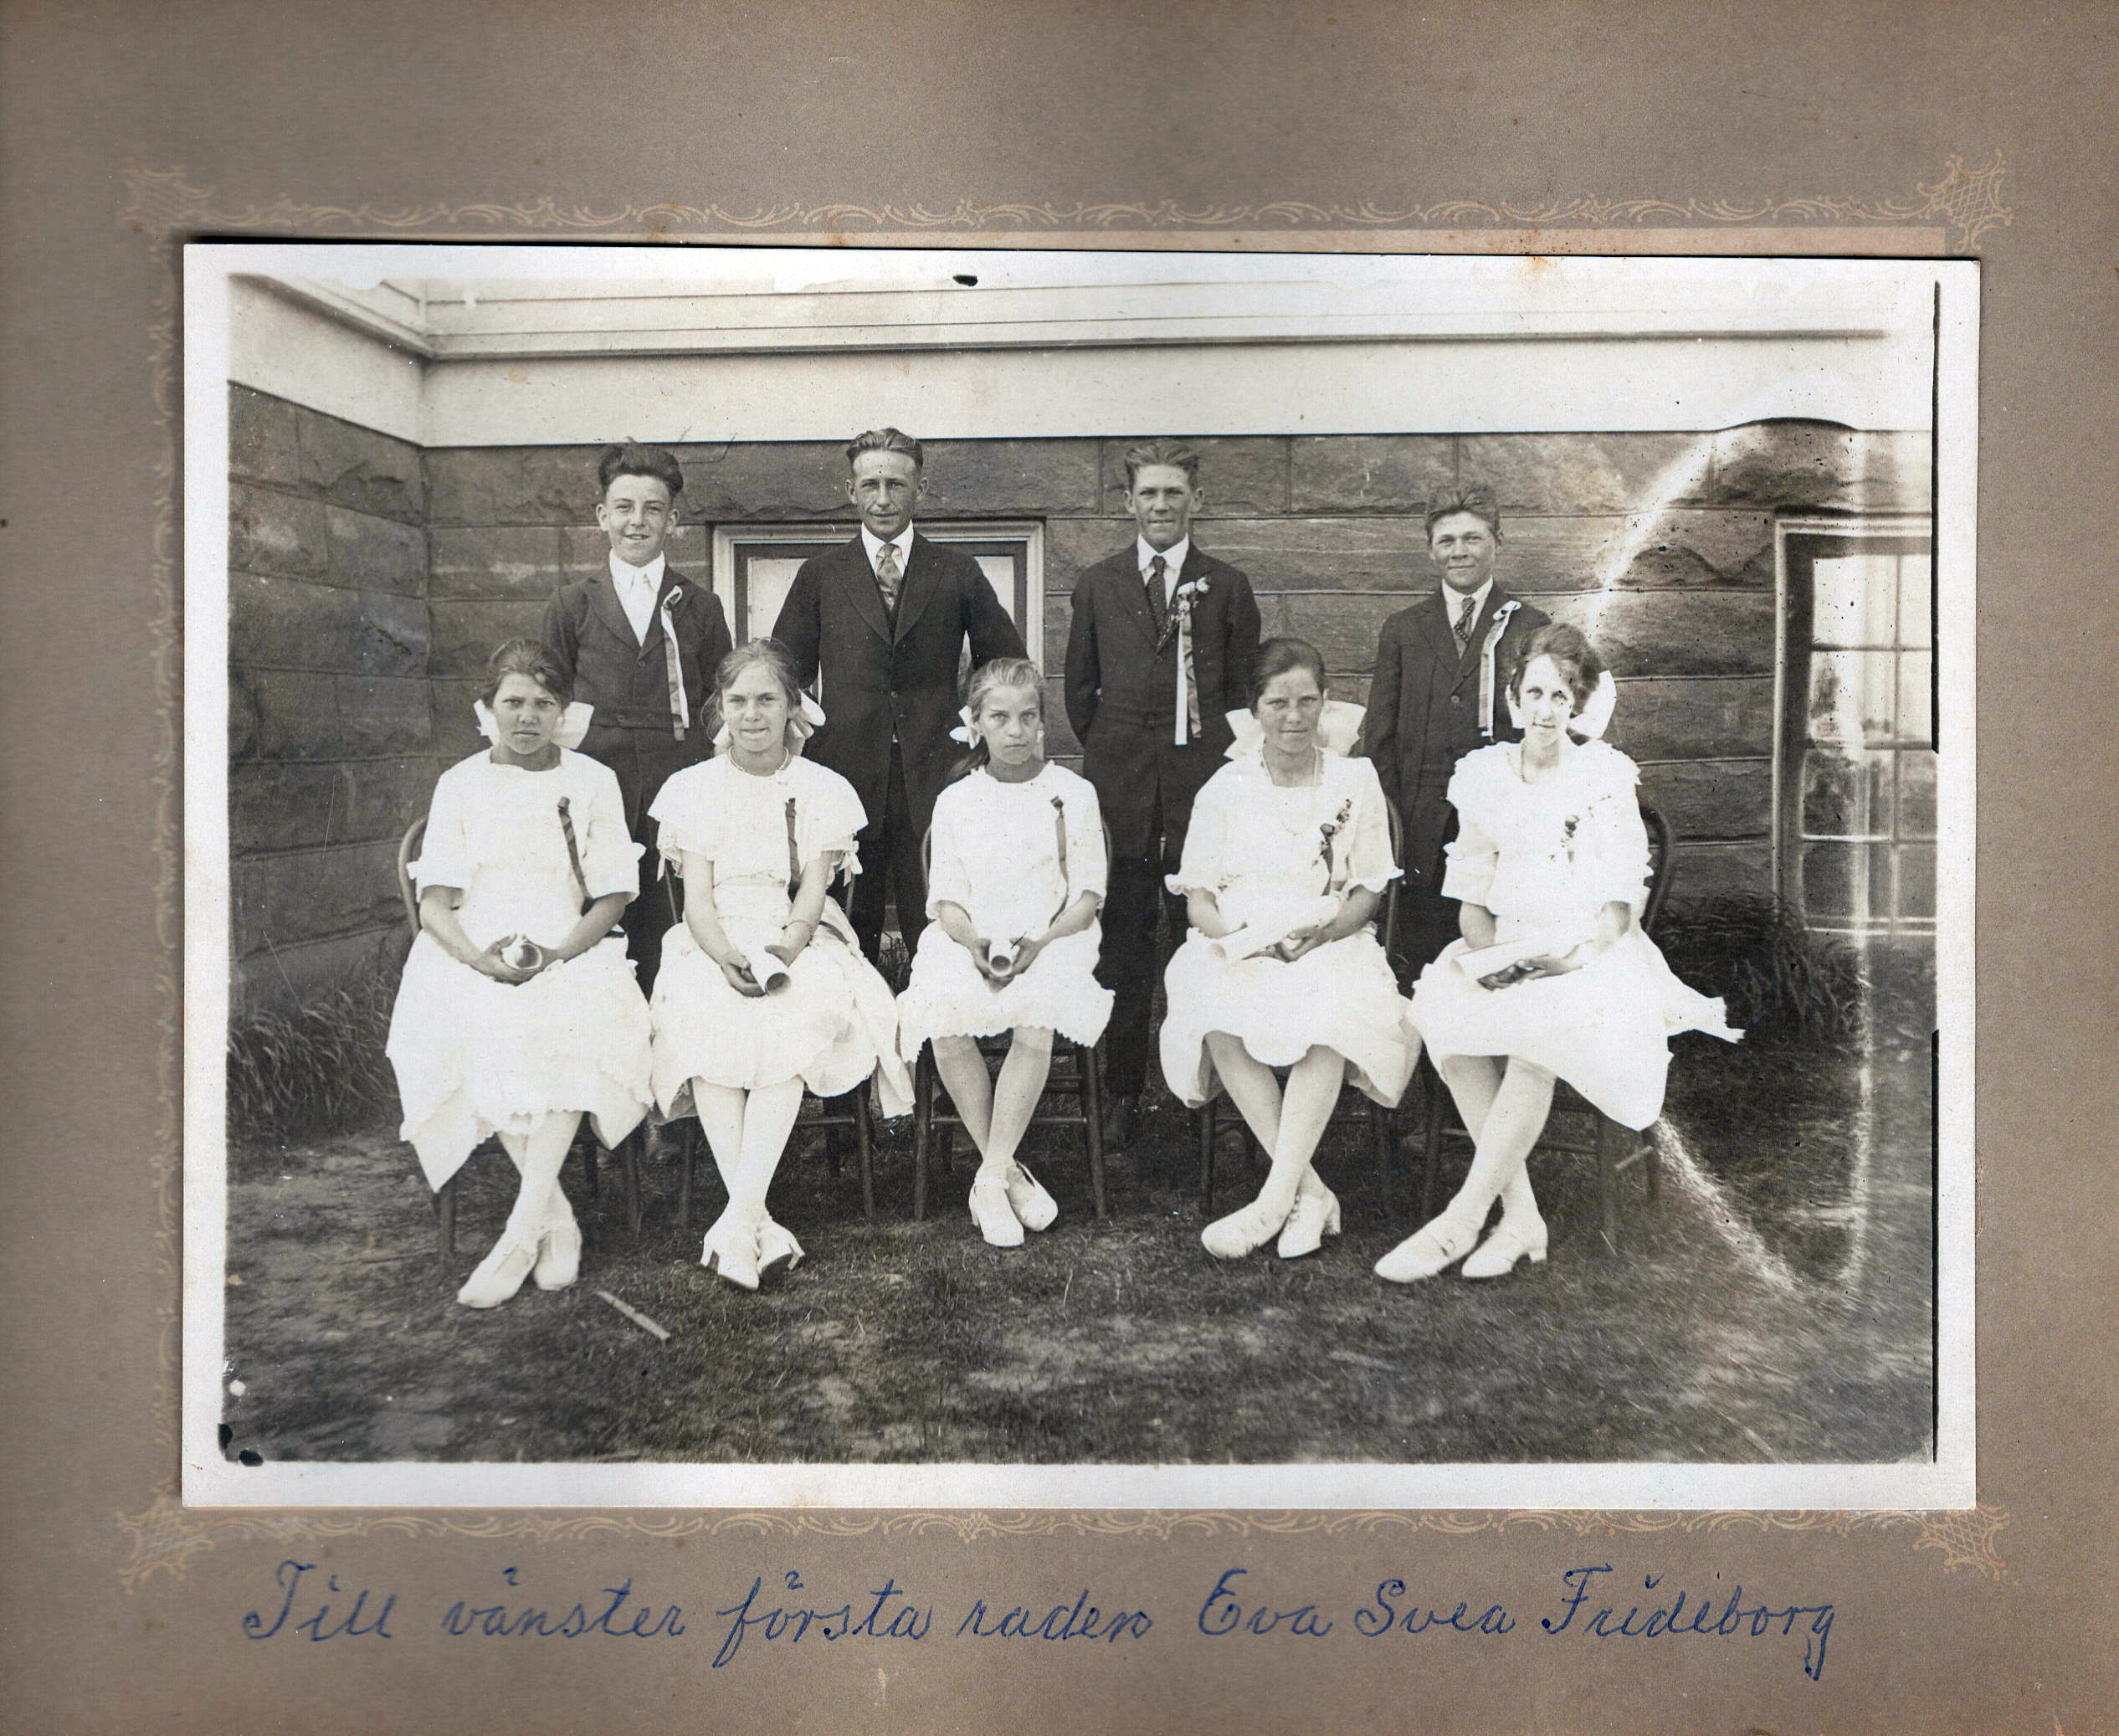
[771,532,1025,834]
[1064,542,1263,860]
[1356,585,1549,895]
[539,562,733,830]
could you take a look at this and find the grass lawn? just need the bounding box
[219,1028,1933,1468]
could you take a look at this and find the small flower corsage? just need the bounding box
[1154,573,1212,654]
[1318,798,1354,888]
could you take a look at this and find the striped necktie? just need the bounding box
[874,542,902,612]
[1454,592,1478,650]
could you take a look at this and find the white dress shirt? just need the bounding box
[860,524,915,580]
[1136,534,1191,605]
[608,552,667,645]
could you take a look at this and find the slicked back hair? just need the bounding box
[597,439,685,501]
[1423,481,1502,542]
[1122,438,1203,490]
[845,427,924,471]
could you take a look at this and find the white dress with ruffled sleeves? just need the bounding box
[647,753,912,1118]
[1157,750,1418,1109]
[384,748,654,1190]
[1408,740,1740,1129]
[895,763,1115,1056]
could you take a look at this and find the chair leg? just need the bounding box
[623,1128,644,1241]
[677,1120,695,1233]
[855,1083,875,1220]
[1597,1114,1620,1254]
[911,1047,933,1222]
[437,1175,459,1254]
[1644,1123,1662,1202]
[582,1134,599,1198]
[1372,1095,1394,1204]
[1079,1041,1108,1220]
[1196,1100,1216,1209]
[1420,1066,1448,1219]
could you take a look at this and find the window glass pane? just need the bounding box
[1896,554,1933,649]
[1896,842,1937,921]
[1897,651,1933,745]
[1897,748,1937,839]
[1808,650,1896,745]
[1802,840,1865,920]
[1811,554,1897,647]
[970,553,1022,625]
[1802,749,1893,838]
[737,556,807,644]
[1869,845,1898,922]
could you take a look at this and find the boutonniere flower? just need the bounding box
[1155,573,1211,654]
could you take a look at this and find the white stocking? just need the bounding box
[1437,1054,1541,1227]
[981,1029,1054,1180]
[726,1078,805,1222]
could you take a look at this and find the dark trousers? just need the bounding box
[586,727,700,993]
[847,745,927,968]
[1393,887,1464,986]
[1098,827,1188,1099]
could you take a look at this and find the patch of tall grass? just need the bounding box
[1655,892,1866,1048]
[226,946,403,1143]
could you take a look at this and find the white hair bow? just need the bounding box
[474,698,593,750]
[949,704,978,747]
[1223,699,1368,760]
[711,691,827,751]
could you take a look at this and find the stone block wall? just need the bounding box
[232,404,1930,1009]
[228,388,434,1013]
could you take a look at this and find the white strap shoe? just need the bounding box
[1460,1216,1549,1279]
[1202,1195,1290,1260]
[969,1177,1025,1247]
[532,1200,582,1292]
[1374,1209,1485,1284]
[1003,1163,1059,1232]
[700,1211,762,1291]
[757,1215,807,1278]
[1275,1185,1342,1259]
[457,1233,541,1309]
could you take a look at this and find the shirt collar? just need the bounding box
[608,551,668,593]
[1136,534,1190,578]
[861,525,914,568]
[1441,577,1492,622]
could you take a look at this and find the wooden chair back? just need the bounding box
[395,817,427,935]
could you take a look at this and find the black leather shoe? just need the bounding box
[1101,1092,1140,1151]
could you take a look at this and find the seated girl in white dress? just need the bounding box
[896,658,1114,1248]
[386,639,655,1309]
[1160,638,1420,1261]
[647,639,913,1292]
[1380,624,1742,1283]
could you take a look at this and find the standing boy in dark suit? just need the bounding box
[1064,439,1263,1148]
[1357,482,1547,973]
[772,428,1027,965]
[541,440,733,991]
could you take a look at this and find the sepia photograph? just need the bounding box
[182,244,1973,1508]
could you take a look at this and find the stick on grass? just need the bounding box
[593,1290,671,1343]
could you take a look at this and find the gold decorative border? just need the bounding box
[136,162,2003,1594]
[117,1498,2010,1595]
[120,153,2010,254]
